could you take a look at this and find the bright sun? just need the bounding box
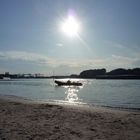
[60,16,80,37]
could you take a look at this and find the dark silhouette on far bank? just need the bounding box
[79,68,140,79]
[0,68,140,79]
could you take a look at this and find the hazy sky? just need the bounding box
[0,0,140,75]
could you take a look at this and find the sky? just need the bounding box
[0,0,140,75]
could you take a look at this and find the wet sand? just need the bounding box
[0,96,140,140]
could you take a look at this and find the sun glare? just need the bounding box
[61,16,80,37]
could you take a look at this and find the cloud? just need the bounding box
[0,51,76,68]
[0,51,107,68]
[111,55,139,64]
[0,51,139,74]
[56,43,63,47]
[0,51,48,64]
[104,41,125,49]
[105,41,140,53]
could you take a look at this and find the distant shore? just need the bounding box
[0,95,140,140]
[1,68,140,79]
[0,75,140,80]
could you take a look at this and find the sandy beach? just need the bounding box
[0,97,140,140]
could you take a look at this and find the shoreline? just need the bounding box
[0,94,140,112]
[0,95,140,140]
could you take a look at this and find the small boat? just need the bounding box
[2,77,11,80]
[55,80,82,86]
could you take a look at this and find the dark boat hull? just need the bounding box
[54,80,82,86]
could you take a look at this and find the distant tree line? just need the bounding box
[79,68,140,79]
[107,68,140,75]
[79,69,106,78]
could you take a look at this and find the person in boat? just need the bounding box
[67,80,71,84]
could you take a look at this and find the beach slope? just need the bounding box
[0,98,140,140]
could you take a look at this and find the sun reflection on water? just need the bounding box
[65,86,83,103]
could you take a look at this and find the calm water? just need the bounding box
[0,79,140,109]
